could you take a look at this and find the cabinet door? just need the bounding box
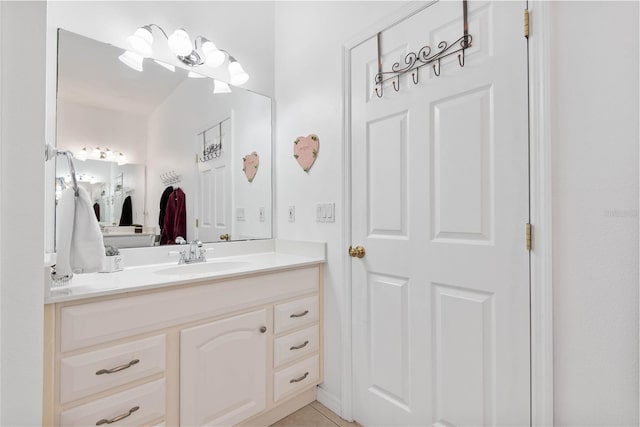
[180,309,267,426]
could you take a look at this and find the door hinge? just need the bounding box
[526,223,532,251]
[524,9,530,38]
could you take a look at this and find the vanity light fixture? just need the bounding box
[118,50,144,72]
[213,80,232,94]
[122,24,249,86]
[167,29,193,56]
[228,56,249,85]
[75,147,128,165]
[127,26,153,57]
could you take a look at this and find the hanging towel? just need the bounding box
[158,186,174,232]
[56,187,106,277]
[160,188,186,245]
[93,202,100,221]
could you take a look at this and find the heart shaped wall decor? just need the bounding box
[242,152,259,183]
[293,134,319,173]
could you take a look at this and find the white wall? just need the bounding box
[273,1,406,412]
[550,2,639,425]
[0,1,46,424]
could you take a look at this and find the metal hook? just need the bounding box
[412,71,419,85]
[433,59,441,77]
[458,48,465,67]
[392,76,400,92]
[375,85,383,98]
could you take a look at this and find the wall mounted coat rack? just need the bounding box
[374,0,472,98]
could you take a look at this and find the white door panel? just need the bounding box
[351,2,529,426]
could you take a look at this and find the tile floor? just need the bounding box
[270,401,361,427]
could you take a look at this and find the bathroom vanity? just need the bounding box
[43,241,325,426]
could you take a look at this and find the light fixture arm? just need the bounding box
[146,24,169,39]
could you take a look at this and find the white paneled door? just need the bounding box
[197,119,232,242]
[350,2,529,426]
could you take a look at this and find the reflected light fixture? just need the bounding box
[213,79,232,94]
[117,153,128,166]
[76,147,88,161]
[75,147,128,165]
[188,71,206,79]
[121,24,250,86]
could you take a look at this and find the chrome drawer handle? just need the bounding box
[96,406,139,425]
[289,372,309,383]
[96,359,140,375]
[290,310,309,318]
[290,340,309,351]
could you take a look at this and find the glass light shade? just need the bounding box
[168,29,193,56]
[153,59,175,72]
[76,148,88,161]
[105,149,115,161]
[118,50,144,72]
[127,27,153,57]
[202,41,225,68]
[228,60,249,85]
[117,153,127,166]
[188,71,206,79]
[213,80,232,94]
[92,147,101,157]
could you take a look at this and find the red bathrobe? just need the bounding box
[160,188,186,245]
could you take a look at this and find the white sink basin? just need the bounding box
[155,261,250,276]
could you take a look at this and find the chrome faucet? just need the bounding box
[189,240,202,261]
[170,240,208,264]
[178,240,206,264]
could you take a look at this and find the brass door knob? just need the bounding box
[348,245,366,258]
[219,233,230,241]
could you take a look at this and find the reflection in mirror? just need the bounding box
[55,29,272,249]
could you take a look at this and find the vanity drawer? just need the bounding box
[274,355,319,402]
[60,378,165,427]
[274,295,319,334]
[60,335,166,404]
[274,324,319,368]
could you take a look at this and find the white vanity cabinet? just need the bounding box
[43,265,323,426]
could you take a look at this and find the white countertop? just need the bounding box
[46,240,326,304]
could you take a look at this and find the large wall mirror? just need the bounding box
[55,29,272,248]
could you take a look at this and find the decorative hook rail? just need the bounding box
[374,0,472,98]
[198,118,228,163]
[160,171,181,186]
[199,141,222,162]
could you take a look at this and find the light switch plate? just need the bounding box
[259,207,265,222]
[288,206,295,222]
[316,203,335,223]
[236,208,245,221]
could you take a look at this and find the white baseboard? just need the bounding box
[316,386,344,420]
